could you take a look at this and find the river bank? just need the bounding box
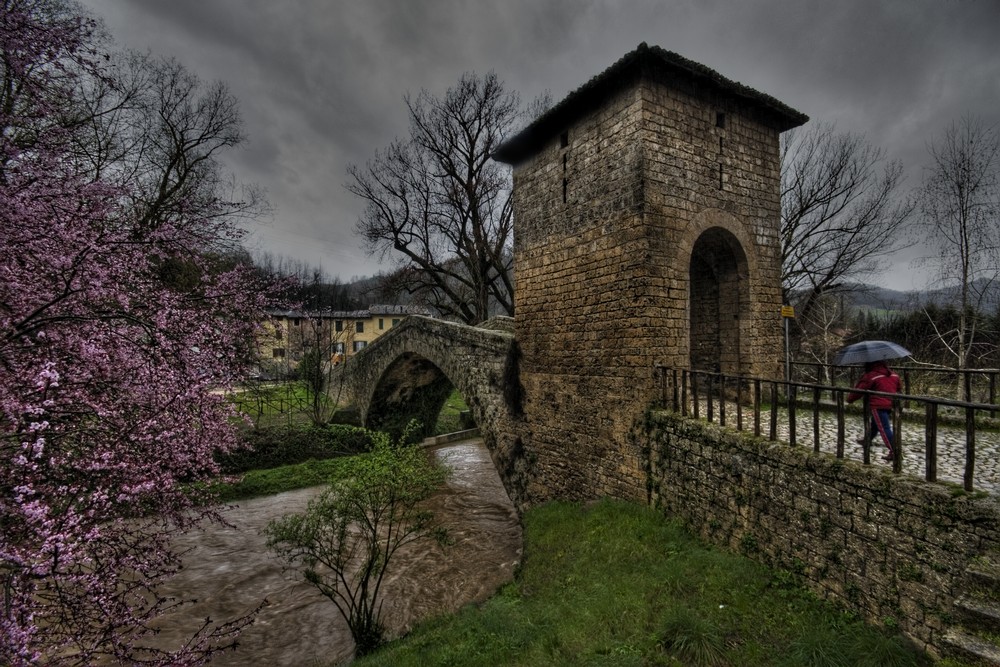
[150,439,521,666]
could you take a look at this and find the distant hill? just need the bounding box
[828,279,1000,314]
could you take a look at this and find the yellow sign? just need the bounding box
[781,306,795,318]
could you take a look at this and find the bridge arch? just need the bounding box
[333,316,530,507]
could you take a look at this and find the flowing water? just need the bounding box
[150,438,522,666]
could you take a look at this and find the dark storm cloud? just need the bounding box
[78,0,999,288]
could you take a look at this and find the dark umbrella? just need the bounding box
[832,340,911,366]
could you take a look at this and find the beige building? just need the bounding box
[259,305,430,377]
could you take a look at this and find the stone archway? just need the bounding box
[689,226,750,374]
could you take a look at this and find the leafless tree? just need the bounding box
[348,72,524,324]
[69,49,268,248]
[916,116,1000,392]
[781,123,913,324]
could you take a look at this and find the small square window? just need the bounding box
[356,321,365,333]
[335,320,343,332]
[272,348,285,359]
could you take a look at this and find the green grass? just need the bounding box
[432,389,470,435]
[353,499,968,667]
[227,382,321,428]
[205,458,343,502]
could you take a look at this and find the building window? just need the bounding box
[272,348,285,358]
[356,321,364,333]
[716,111,726,128]
[379,318,384,330]
[353,340,367,352]
[292,318,300,327]
[335,320,343,332]
[334,342,345,354]
[274,329,282,341]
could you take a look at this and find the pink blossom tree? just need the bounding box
[1,1,276,663]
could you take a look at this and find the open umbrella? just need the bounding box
[832,340,911,366]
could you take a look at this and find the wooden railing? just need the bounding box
[791,361,1000,407]
[654,367,998,494]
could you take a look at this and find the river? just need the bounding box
[150,438,522,666]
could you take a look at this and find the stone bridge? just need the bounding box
[325,46,999,660]
[332,315,532,506]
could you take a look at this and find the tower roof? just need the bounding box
[494,43,809,165]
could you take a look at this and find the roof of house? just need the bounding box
[494,42,809,165]
[266,304,432,320]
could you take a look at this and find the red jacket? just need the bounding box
[847,362,901,409]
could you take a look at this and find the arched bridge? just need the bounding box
[332,315,531,506]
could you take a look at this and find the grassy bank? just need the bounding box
[354,499,970,667]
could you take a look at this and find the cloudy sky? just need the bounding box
[76,0,999,291]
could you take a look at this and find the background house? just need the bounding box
[258,305,431,378]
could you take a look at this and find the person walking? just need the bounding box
[847,360,902,461]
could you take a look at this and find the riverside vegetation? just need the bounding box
[212,387,978,666]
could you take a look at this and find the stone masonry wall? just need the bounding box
[512,75,786,505]
[339,316,533,507]
[639,410,1000,656]
[639,78,784,378]
[513,81,650,503]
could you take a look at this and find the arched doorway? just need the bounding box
[689,227,750,374]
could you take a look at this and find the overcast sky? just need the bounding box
[76,0,999,291]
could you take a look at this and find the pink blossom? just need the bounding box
[1,2,278,664]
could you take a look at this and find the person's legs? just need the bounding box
[870,407,895,459]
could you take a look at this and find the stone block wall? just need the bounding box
[340,316,533,507]
[639,79,785,378]
[639,410,1000,656]
[513,81,651,503]
[512,74,786,504]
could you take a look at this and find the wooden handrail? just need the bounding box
[658,367,997,493]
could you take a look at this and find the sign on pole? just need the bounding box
[781,306,794,382]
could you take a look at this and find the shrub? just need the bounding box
[216,424,375,473]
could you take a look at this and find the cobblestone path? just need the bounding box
[698,403,999,498]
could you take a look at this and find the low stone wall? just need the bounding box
[637,410,1000,656]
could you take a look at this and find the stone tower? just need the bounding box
[494,44,808,502]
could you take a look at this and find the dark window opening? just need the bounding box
[335,320,343,332]
[292,318,300,327]
[356,321,364,333]
[560,131,569,148]
[379,318,384,330]
[562,178,568,204]
[716,112,726,128]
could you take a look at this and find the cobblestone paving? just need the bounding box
[700,403,999,498]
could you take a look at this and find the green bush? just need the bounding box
[216,424,375,473]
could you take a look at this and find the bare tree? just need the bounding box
[348,72,522,324]
[69,49,268,247]
[781,123,913,324]
[917,116,1000,392]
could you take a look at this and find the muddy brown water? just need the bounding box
[150,439,522,666]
